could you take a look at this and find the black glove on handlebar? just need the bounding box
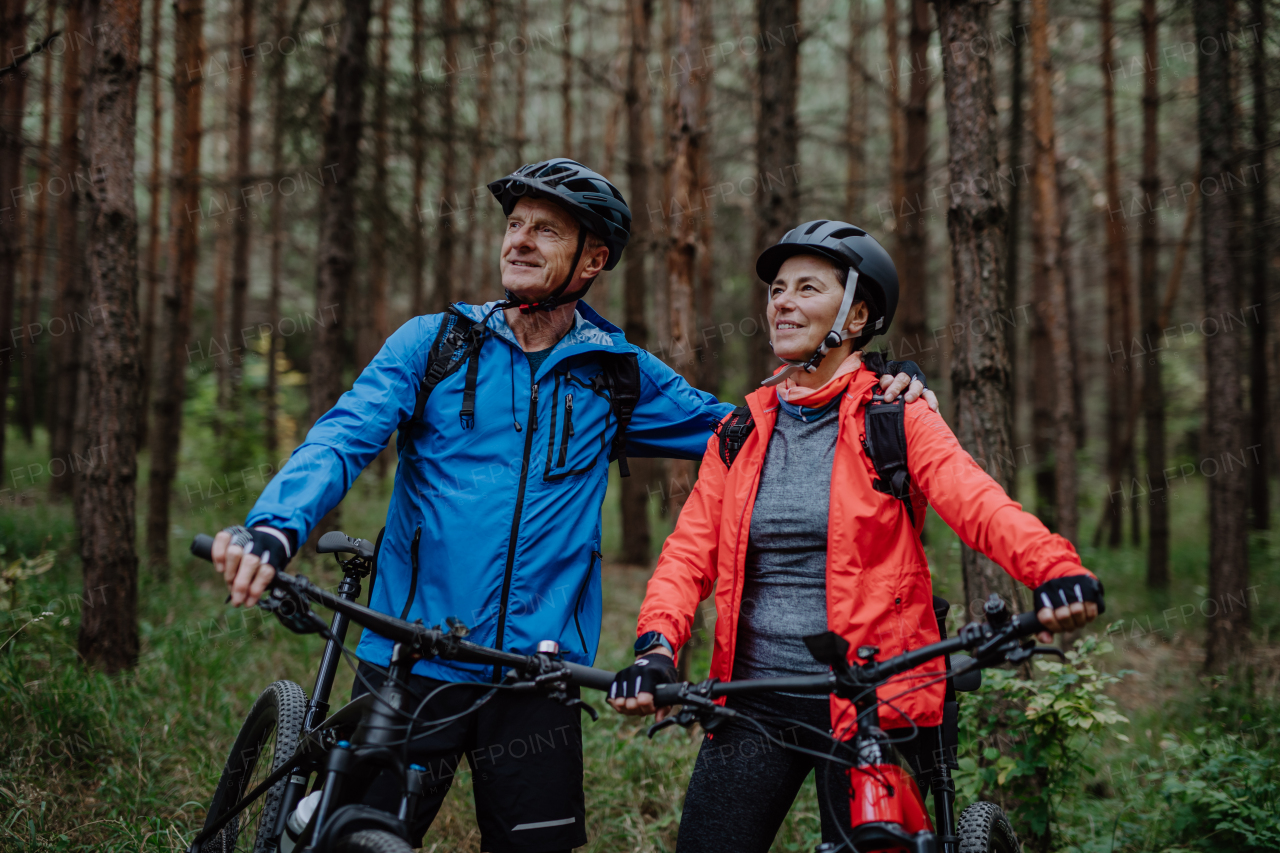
[1033,575,1105,615]
[610,653,678,701]
[221,525,295,570]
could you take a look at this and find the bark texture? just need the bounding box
[76,0,143,673]
[0,0,29,466]
[750,0,800,383]
[1029,0,1076,544]
[432,0,456,310]
[1195,0,1250,672]
[894,0,930,360]
[1248,0,1269,530]
[146,0,204,570]
[137,0,163,448]
[228,0,256,394]
[1138,0,1168,584]
[621,0,655,565]
[935,0,1022,615]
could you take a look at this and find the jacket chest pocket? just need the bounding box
[543,372,610,481]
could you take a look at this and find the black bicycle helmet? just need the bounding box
[488,159,631,312]
[755,220,899,385]
[756,220,899,345]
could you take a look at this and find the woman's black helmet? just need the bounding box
[755,220,899,348]
[489,158,631,271]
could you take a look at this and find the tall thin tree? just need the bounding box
[18,0,52,444]
[1004,0,1025,491]
[137,0,164,447]
[844,0,866,222]
[228,0,257,394]
[895,0,930,359]
[409,0,426,316]
[358,0,391,373]
[1248,0,1269,529]
[265,0,289,456]
[1195,0,1250,672]
[934,0,1022,615]
[76,0,144,674]
[751,0,801,382]
[146,0,205,570]
[665,0,701,522]
[0,0,28,472]
[433,0,457,309]
[1100,0,1135,548]
[48,0,87,499]
[621,0,654,564]
[1029,0,1076,544]
[1138,0,1168,584]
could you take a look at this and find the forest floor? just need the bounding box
[1,427,1278,852]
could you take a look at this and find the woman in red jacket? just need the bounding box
[607,221,1102,852]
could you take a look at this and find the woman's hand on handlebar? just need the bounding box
[1034,600,1098,644]
[1033,574,1105,643]
[212,529,275,608]
[607,649,676,722]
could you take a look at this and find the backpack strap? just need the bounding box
[714,405,756,469]
[862,394,916,527]
[406,306,484,434]
[596,352,641,477]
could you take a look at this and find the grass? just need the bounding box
[2,420,1278,852]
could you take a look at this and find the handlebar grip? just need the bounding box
[560,662,615,693]
[653,683,685,707]
[191,534,215,562]
[1013,611,1045,636]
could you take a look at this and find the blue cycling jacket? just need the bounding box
[246,301,732,682]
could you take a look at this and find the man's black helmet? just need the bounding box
[755,220,899,347]
[488,158,631,271]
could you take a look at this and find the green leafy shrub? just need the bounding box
[954,636,1129,850]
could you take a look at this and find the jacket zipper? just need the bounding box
[557,394,574,467]
[493,379,538,683]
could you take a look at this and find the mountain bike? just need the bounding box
[186,532,613,853]
[189,530,1054,853]
[643,594,1063,853]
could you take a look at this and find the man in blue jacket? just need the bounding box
[210,158,930,852]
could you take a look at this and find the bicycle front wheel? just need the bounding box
[199,680,307,853]
[957,801,1022,853]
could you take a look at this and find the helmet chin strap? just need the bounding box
[501,228,592,313]
[761,269,866,387]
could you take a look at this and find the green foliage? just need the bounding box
[955,637,1130,844]
[1157,734,1279,853]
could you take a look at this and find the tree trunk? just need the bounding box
[621,0,654,565]
[1139,0,1167,584]
[49,0,87,499]
[695,0,716,393]
[1100,0,1135,548]
[265,0,288,457]
[76,0,143,674]
[228,0,256,395]
[513,0,528,166]
[358,0,390,374]
[895,0,930,361]
[1029,0,1076,545]
[18,0,53,445]
[137,0,164,449]
[844,0,866,221]
[0,0,28,472]
[461,0,498,308]
[1195,0,1250,672]
[934,0,1022,617]
[409,0,426,317]
[146,0,205,572]
[562,0,574,160]
[666,0,701,521]
[884,0,904,293]
[433,0,456,310]
[1003,0,1024,499]
[751,0,800,383]
[306,0,372,548]
[1248,0,1268,529]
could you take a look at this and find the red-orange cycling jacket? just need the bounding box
[636,365,1095,733]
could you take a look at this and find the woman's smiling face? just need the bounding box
[766,254,868,362]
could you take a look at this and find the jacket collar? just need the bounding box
[452,300,631,380]
[746,363,881,427]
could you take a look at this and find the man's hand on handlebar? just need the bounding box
[212,527,278,608]
[607,648,677,722]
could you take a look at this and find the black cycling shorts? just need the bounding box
[352,662,587,853]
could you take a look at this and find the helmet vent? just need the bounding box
[803,220,828,235]
[829,227,866,239]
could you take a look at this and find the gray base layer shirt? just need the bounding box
[731,399,839,697]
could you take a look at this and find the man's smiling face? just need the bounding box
[500,197,607,302]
